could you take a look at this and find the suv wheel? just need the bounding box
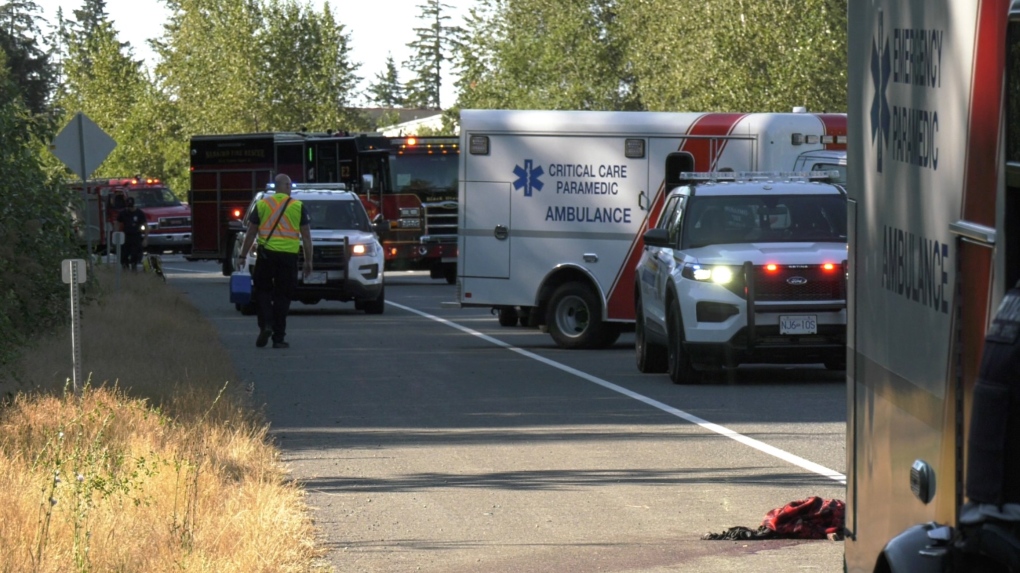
[547,282,614,349]
[363,287,385,315]
[636,299,668,373]
[667,298,700,384]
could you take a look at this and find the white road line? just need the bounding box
[388,300,847,485]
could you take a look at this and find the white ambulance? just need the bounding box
[454,109,848,349]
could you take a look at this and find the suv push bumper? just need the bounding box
[685,323,846,367]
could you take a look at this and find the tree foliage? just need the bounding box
[454,0,638,111]
[0,0,55,117]
[0,50,81,368]
[455,0,846,113]
[404,0,461,109]
[368,54,404,108]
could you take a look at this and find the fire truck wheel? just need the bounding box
[546,282,613,349]
[497,307,518,327]
[444,264,456,285]
[666,298,700,384]
[363,287,385,315]
[239,302,257,316]
[636,299,668,373]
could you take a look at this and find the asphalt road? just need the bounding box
[164,257,847,573]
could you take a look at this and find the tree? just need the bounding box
[367,53,403,108]
[403,0,461,109]
[259,0,362,131]
[0,49,82,368]
[453,0,638,111]
[617,0,847,112]
[0,0,55,117]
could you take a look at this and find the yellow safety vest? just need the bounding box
[256,195,303,253]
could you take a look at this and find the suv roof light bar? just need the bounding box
[678,170,841,183]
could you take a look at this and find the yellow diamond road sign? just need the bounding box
[51,112,117,180]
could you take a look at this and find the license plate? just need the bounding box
[779,315,817,335]
[303,271,327,285]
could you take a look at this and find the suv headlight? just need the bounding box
[351,242,378,256]
[682,263,737,285]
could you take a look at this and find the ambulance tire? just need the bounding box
[636,300,668,373]
[666,298,700,384]
[497,307,518,327]
[547,282,613,349]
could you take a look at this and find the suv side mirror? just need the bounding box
[643,228,670,248]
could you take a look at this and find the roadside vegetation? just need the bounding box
[0,266,327,572]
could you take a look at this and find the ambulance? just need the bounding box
[453,109,847,348]
[845,1,1019,571]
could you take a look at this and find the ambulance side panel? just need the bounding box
[846,1,1007,571]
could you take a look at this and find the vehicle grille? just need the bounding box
[423,201,457,241]
[158,216,191,228]
[299,245,347,266]
[754,266,846,301]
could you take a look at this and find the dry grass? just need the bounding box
[0,266,328,572]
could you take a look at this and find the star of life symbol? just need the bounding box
[871,13,892,173]
[513,160,544,197]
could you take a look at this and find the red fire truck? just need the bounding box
[71,177,192,255]
[188,132,459,280]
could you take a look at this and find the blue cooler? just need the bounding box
[230,272,252,304]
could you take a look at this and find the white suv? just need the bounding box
[634,171,847,383]
[234,184,385,314]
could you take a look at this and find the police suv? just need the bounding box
[634,167,847,383]
[235,184,385,315]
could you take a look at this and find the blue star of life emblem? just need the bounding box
[871,14,892,173]
[513,160,544,197]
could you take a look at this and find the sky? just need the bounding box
[34,0,471,108]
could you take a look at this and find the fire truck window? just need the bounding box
[111,194,126,209]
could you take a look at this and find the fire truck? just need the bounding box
[71,177,192,255]
[845,1,1020,571]
[452,109,847,349]
[188,132,459,279]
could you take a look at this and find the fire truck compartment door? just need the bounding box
[462,181,511,279]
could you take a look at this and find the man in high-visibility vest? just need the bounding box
[237,174,313,349]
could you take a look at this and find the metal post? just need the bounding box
[77,114,93,273]
[69,262,83,399]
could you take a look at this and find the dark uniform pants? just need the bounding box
[121,234,144,269]
[253,248,298,343]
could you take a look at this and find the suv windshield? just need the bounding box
[683,194,847,249]
[303,199,372,232]
[389,153,458,192]
[132,188,181,208]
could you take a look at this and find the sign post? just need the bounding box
[61,259,87,399]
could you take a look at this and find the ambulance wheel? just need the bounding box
[363,287,385,315]
[497,307,518,327]
[636,299,668,373]
[546,282,613,349]
[666,298,700,384]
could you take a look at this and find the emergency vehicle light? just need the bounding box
[625,138,645,159]
[822,263,836,271]
[469,135,489,156]
[407,137,417,146]
[765,264,779,272]
[679,170,840,182]
[232,208,243,219]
